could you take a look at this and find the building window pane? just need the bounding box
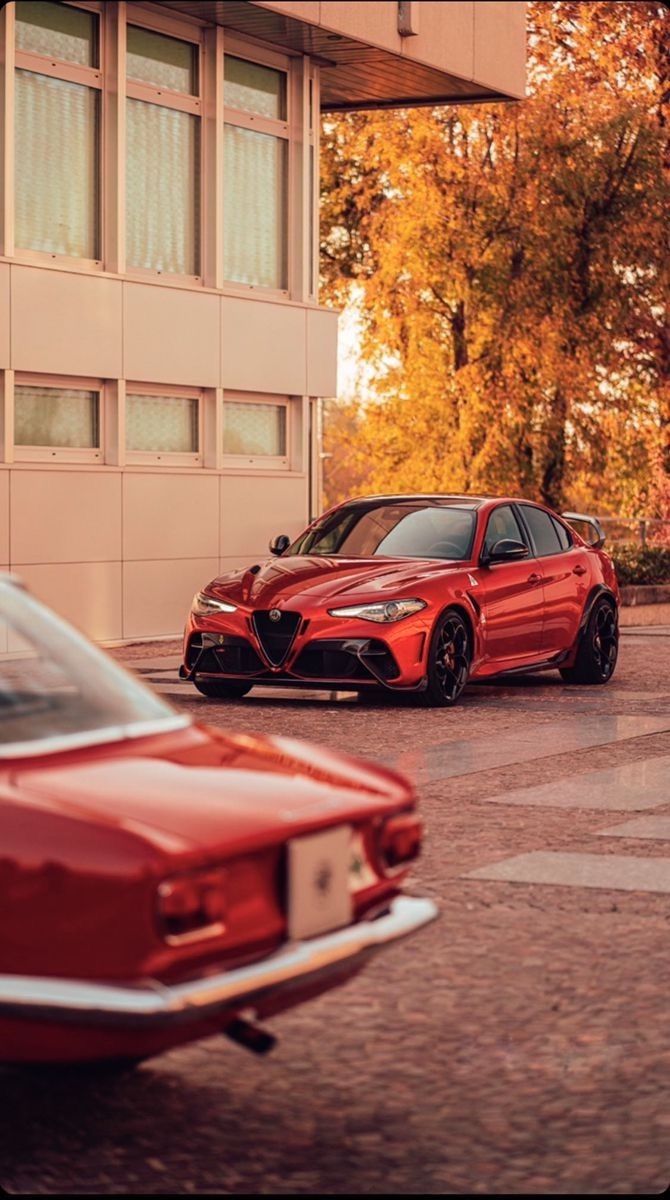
[224,402,286,457]
[15,70,99,258]
[127,25,197,94]
[16,1,98,67]
[224,56,286,119]
[224,125,287,288]
[126,99,200,275]
[15,386,99,449]
[127,394,199,454]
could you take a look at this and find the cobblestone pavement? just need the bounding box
[2,630,670,1194]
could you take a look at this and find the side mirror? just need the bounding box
[269,534,290,557]
[483,538,530,565]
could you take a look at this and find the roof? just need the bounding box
[341,493,490,507]
[156,1,525,111]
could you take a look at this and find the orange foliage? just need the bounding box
[320,2,668,515]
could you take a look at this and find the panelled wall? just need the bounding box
[0,1,336,641]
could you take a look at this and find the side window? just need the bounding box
[520,506,563,556]
[483,505,526,556]
[551,516,572,551]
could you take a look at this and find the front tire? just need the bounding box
[193,679,252,699]
[559,597,618,685]
[422,609,471,707]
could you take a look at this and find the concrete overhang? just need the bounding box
[155,1,526,110]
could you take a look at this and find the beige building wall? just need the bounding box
[0,0,525,643]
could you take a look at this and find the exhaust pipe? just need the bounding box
[224,1016,277,1055]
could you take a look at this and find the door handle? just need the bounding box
[573,564,587,576]
[527,573,542,586]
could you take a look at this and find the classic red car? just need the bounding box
[0,575,436,1067]
[183,494,620,706]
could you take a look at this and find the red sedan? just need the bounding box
[183,494,620,706]
[0,575,436,1067]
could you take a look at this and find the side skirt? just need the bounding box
[491,650,571,679]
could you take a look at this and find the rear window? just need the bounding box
[520,506,563,556]
[551,516,572,551]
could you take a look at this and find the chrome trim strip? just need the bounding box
[0,896,438,1029]
[0,715,191,761]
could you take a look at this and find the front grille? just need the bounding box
[252,610,302,667]
[293,641,370,680]
[292,639,400,682]
[187,634,264,676]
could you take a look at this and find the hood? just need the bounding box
[8,732,412,861]
[208,555,465,609]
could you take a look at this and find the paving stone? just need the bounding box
[467,850,670,893]
[596,816,670,840]
[481,756,670,810]
[393,716,670,784]
[124,655,183,671]
[621,627,670,638]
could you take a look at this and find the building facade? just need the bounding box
[0,0,525,643]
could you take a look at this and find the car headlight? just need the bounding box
[191,591,237,617]
[327,598,426,623]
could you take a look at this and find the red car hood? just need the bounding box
[9,733,411,859]
[209,555,466,608]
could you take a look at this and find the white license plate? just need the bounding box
[288,825,353,940]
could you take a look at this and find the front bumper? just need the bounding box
[0,896,437,1030]
[183,627,427,690]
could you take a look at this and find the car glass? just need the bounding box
[551,516,572,550]
[521,506,563,556]
[290,504,476,561]
[483,505,526,556]
[0,582,176,752]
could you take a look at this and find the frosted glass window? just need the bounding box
[126,99,200,275]
[16,1,98,67]
[127,394,199,454]
[224,125,287,288]
[224,402,286,457]
[15,386,99,449]
[127,26,197,94]
[15,70,99,258]
[224,56,286,119]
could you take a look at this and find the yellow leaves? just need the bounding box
[320,1,667,513]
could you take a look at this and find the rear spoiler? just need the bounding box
[561,512,606,549]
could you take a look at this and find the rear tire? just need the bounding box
[193,679,252,699]
[422,609,471,707]
[559,597,618,685]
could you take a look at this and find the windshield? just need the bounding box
[0,581,184,756]
[289,503,477,561]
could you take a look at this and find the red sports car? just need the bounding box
[0,575,436,1067]
[183,494,619,706]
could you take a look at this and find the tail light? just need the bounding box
[378,812,422,874]
[156,867,227,944]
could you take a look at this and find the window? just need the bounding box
[289,502,477,560]
[224,54,289,290]
[14,379,102,461]
[483,505,527,556]
[551,516,572,550]
[126,23,201,277]
[14,1,101,261]
[520,505,563,556]
[223,398,288,462]
[126,388,201,463]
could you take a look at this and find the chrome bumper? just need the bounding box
[0,896,438,1030]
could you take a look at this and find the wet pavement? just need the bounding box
[2,628,670,1194]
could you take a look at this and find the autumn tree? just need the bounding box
[320,1,668,517]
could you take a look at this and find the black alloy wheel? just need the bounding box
[423,609,471,707]
[560,597,618,685]
[193,680,252,699]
